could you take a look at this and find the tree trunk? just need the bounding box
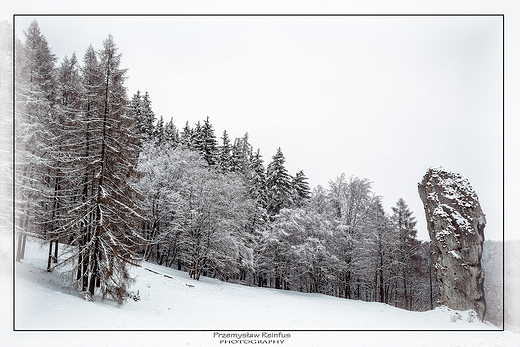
[16,233,23,262]
[379,268,384,303]
[345,271,351,299]
[47,241,53,271]
[20,234,27,259]
[88,238,99,295]
[403,274,409,310]
[53,240,58,263]
[429,258,434,310]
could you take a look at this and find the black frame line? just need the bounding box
[11,13,506,333]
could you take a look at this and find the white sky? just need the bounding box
[13,14,505,241]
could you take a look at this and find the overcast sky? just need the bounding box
[14,15,504,241]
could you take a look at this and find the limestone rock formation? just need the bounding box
[418,167,486,320]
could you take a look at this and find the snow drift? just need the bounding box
[11,237,498,331]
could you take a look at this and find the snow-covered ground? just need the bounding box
[1,236,519,346]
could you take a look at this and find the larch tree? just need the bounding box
[44,52,83,270]
[15,20,57,262]
[85,34,146,302]
[66,44,104,293]
[56,35,146,304]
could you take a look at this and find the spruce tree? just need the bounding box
[180,121,192,147]
[218,130,232,173]
[163,118,179,148]
[292,170,311,208]
[129,91,143,140]
[266,147,292,217]
[230,133,252,176]
[200,116,219,166]
[248,148,269,243]
[391,198,419,310]
[153,115,165,144]
[141,92,156,141]
[129,90,156,146]
[191,120,204,152]
[249,148,267,208]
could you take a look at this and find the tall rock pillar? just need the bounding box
[418,167,486,320]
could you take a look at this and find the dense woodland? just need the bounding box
[10,19,503,324]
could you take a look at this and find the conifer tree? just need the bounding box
[85,34,145,302]
[292,170,311,208]
[141,92,156,140]
[191,120,204,152]
[129,91,143,139]
[129,90,156,146]
[248,148,269,238]
[44,52,82,269]
[249,148,268,208]
[153,115,165,144]
[15,20,57,261]
[180,121,192,147]
[55,35,146,304]
[266,147,292,217]
[200,116,219,166]
[230,133,252,176]
[68,44,104,291]
[163,118,179,148]
[218,130,232,173]
[368,198,394,304]
[391,198,420,310]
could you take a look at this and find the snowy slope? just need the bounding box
[2,237,520,346]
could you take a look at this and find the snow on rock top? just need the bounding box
[418,167,486,320]
[421,167,479,210]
